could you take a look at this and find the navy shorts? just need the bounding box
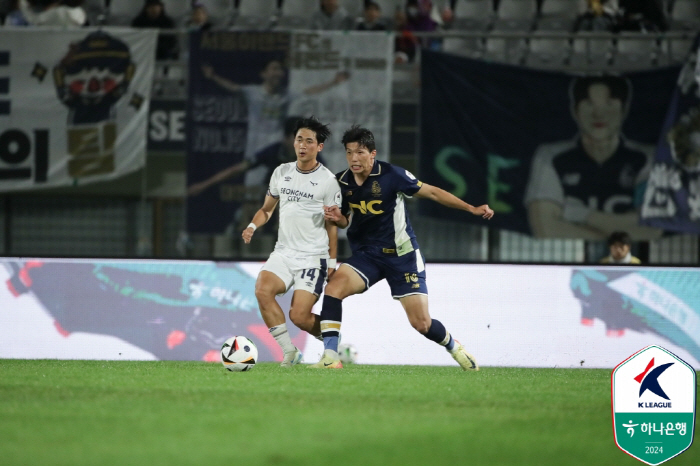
[342,246,428,299]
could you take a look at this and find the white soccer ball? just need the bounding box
[338,343,358,364]
[220,336,258,372]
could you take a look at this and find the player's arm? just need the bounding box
[187,160,251,196]
[202,64,241,93]
[414,183,494,219]
[242,194,279,244]
[325,219,338,281]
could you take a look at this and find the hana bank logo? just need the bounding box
[612,346,696,466]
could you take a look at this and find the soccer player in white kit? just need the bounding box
[242,117,342,367]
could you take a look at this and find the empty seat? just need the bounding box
[570,31,614,68]
[106,0,142,25]
[277,0,311,29]
[525,34,572,68]
[441,36,485,58]
[201,0,235,27]
[451,0,495,31]
[232,0,278,29]
[613,33,659,70]
[536,0,580,31]
[492,0,538,31]
[668,0,700,31]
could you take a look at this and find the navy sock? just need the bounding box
[320,295,343,352]
[424,319,455,351]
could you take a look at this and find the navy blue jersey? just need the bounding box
[337,160,423,255]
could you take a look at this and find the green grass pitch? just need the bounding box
[1,360,697,466]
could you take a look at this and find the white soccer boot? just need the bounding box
[280,348,303,368]
[451,341,479,371]
[309,349,343,369]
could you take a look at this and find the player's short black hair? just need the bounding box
[294,116,331,143]
[341,125,376,152]
[607,231,632,247]
[570,75,631,109]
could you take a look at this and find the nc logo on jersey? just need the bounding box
[349,200,383,215]
[612,345,696,465]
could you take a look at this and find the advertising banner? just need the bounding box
[0,28,156,190]
[186,31,393,234]
[419,50,679,240]
[2,259,698,370]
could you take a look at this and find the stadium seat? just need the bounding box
[341,0,363,20]
[277,0,311,29]
[483,33,527,64]
[106,0,142,25]
[162,0,190,24]
[492,0,538,32]
[202,0,236,27]
[525,34,572,68]
[441,36,485,58]
[570,31,614,69]
[451,0,496,31]
[613,33,659,70]
[535,0,580,31]
[668,0,700,31]
[232,0,278,30]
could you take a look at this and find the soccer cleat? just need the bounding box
[451,341,479,371]
[280,348,303,367]
[309,349,343,369]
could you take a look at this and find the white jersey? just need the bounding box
[268,162,342,257]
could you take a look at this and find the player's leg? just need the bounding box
[256,254,299,367]
[288,290,321,336]
[398,294,478,371]
[310,263,368,368]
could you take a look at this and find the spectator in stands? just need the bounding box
[356,1,387,31]
[573,0,619,32]
[525,75,662,240]
[186,1,212,31]
[310,0,353,30]
[600,231,641,264]
[395,0,439,63]
[618,0,667,32]
[3,0,29,25]
[18,0,86,26]
[131,0,178,60]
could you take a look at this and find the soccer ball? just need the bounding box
[338,343,358,364]
[220,336,258,372]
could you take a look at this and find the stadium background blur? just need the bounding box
[0,0,698,264]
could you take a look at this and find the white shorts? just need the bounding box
[261,251,329,296]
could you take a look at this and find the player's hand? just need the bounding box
[474,204,494,219]
[242,227,255,244]
[324,205,343,222]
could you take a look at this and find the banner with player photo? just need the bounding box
[641,33,700,233]
[419,50,679,239]
[2,259,698,369]
[0,28,156,191]
[186,31,393,234]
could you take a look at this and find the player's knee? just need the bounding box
[254,285,275,306]
[410,317,431,334]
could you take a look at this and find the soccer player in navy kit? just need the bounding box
[312,125,494,370]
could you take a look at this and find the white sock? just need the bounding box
[269,323,296,354]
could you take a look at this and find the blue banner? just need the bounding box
[186,31,292,234]
[419,50,679,239]
[641,33,700,233]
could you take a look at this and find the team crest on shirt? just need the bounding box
[371,181,381,197]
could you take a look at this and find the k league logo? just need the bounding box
[612,345,696,465]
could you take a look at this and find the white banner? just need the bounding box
[288,31,393,173]
[0,28,157,191]
[2,259,698,369]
